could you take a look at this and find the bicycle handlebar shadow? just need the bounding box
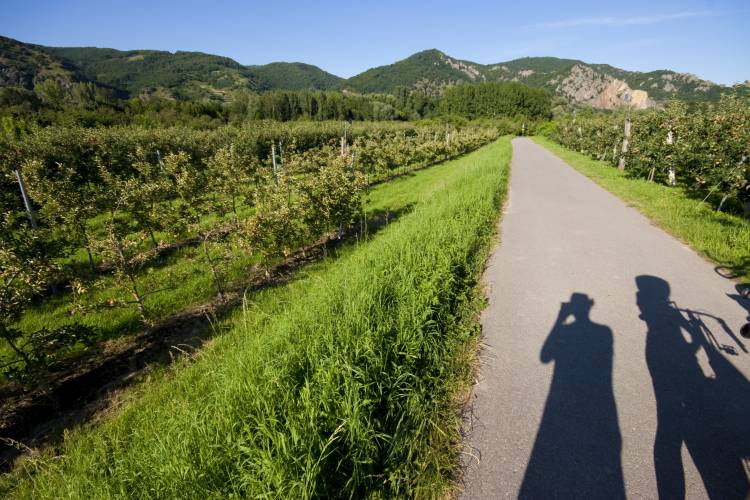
[637,275,750,500]
[519,293,626,499]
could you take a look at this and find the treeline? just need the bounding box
[0,82,436,128]
[0,79,550,128]
[547,97,750,215]
[229,89,430,122]
[0,82,229,128]
[439,82,552,120]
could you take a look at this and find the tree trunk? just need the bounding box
[1,326,32,366]
[147,226,157,248]
[130,283,147,321]
[81,228,96,272]
[86,245,95,272]
[202,237,225,300]
[114,240,148,321]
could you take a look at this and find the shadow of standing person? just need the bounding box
[520,293,625,500]
[636,275,750,500]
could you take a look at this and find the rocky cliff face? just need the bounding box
[437,53,485,81]
[556,64,655,109]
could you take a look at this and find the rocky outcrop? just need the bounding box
[437,53,484,81]
[0,66,34,88]
[557,64,655,109]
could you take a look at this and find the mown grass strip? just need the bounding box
[534,136,750,282]
[5,138,512,499]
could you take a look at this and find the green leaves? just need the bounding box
[1,121,498,384]
[551,97,750,213]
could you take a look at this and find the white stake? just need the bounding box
[618,118,631,171]
[13,167,37,229]
[271,144,277,181]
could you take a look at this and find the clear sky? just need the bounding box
[2,0,748,85]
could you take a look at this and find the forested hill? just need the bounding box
[247,62,344,91]
[345,49,485,96]
[1,35,748,108]
[0,36,343,100]
[0,36,84,88]
[345,50,749,108]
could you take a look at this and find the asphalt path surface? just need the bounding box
[461,138,750,500]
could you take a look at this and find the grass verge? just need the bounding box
[4,138,512,498]
[534,136,750,282]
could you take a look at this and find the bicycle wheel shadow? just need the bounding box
[726,283,750,341]
[519,292,626,499]
[636,275,750,500]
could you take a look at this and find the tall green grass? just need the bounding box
[534,136,750,282]
[6,138,512,498]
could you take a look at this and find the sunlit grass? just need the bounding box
[4,138,511,498]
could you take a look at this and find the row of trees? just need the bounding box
[0,120,422,207]
[549,97,750,215]
[439,82,552,120]
[1,78,550,128]
[229,89,429,122]
[1,123,498,381]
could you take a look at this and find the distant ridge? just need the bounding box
[1,35,746,108]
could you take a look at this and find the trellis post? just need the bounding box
[618,116,631,171]
[13,166,37,229]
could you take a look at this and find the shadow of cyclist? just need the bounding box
[636,275,750,500]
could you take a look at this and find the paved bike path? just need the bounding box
[461,138,750,499]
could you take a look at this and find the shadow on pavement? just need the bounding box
[636,275,750,500]
[519,293,626,499]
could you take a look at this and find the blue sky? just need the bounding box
[2,0,748,84]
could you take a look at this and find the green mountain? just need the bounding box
[0,36,82,89]
[1,35,747,108]
[48,46,257,100]
[247,62,343,91]
[345,49,485,95]
[481,56,741,106]
[0,36,342,101]
[345,50,746,108]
